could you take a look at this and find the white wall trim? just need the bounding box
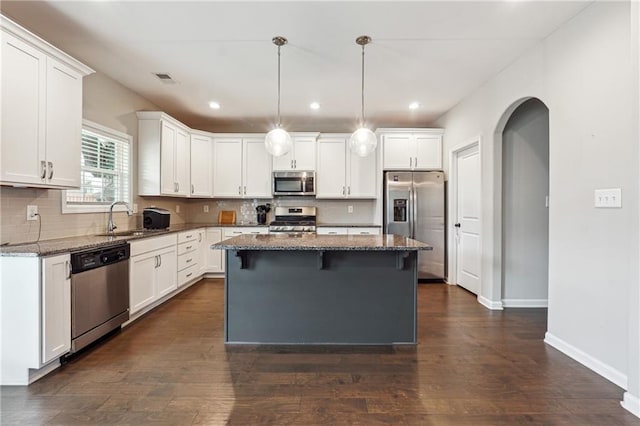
[502,299,548,308]
[545,332,627,389]
[622,392,640,418]
[478,295,504,310]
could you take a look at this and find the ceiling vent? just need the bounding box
[153,72,177,84]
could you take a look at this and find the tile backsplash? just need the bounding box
[0,186,379,245]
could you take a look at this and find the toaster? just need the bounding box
[143,207,171,229]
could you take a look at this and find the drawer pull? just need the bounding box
[186,258,193,263]
[186,273,193,278]
[185,245,193,250]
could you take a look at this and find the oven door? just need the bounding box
[273,172,315,196]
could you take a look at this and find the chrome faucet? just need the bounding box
[107,201,133,234]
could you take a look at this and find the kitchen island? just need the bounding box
[214,234,432,345]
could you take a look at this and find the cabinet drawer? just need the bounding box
[178,264,199,286]
[347,227,381,235]
[178,230,201,244]
[130,234,177,257]
[177,241,197,256]
[178,252,198,271]
[316,227,349,235]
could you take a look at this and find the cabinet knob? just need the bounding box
[40,161,47,179]
[48,162,53,180]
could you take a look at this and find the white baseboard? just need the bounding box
[502,298,548,308]
[477,295,504,310]
[622,392,640,418]
[544,332,627,389]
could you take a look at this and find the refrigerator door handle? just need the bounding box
[413,185,418,239]
[409,185,415,239]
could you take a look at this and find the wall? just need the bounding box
[436,0,639,399]
[0,72,190,244]
[501,99,549,304]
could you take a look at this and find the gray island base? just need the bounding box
[214,234,432,345]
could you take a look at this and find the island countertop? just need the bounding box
[214,233,432,251]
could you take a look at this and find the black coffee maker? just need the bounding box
[256,203,271,225]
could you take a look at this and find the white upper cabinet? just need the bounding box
[137,112,191,197]
[212,137,243,197]
[316,134,376,199]
[213,135,271,198]
[0,17,93,188]
[190,133,213,197]
[380,129,444,170]
[272,133,319,171]
[243,137,272,197]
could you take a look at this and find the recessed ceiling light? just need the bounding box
[409,102,420,110]
[309,102,320,110]
[209,101,221,109]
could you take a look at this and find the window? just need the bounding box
[63,120,132,213]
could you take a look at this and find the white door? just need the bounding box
[414,135,442,170]
[174,128,190,196]
[41,254,71,363]
[156,246,178,298]
[243,138,272,197]
[160,122,177,195]
[316,137,347,198]
[348,149,377,198]
[190,134,213,197]
[130,253,157,314]
[272,149,294,171]
[1,33,46,186]
[382,133,412,170]
[454,144,481,295]
[45,58,83,188]
[212,138,243,197]
[292,137,316,170]
[206,228,224,273]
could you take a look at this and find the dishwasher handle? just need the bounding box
[71,243,130,274]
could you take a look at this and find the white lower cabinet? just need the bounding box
[177,229,204,287]
[206,228,224,273]
[0,253,71,385]
[317,227,381,236]
[223,227,269,238]
[42,254,72,363]
[129,234,177,314]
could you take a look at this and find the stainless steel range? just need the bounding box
[268,207,317,233]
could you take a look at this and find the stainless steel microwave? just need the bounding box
[273,171,315,196]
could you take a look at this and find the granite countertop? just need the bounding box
[316,223,382,228]
[0,223,268,257]
[214,234,432,251]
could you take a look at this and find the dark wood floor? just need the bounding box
[1,280,637,425]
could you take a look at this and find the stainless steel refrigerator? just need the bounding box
[384,171,446,280]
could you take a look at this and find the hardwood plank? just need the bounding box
[1,279,636,425]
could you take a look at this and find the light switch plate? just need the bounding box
[594,188,622,208]
[176,204,181,213]
[204,205,209,213]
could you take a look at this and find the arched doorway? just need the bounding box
[500,98,549,307]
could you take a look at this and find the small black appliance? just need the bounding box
[256,204,271,225]
[143,207,171,229]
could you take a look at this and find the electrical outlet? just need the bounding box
[176,204,181,213]
[348,205,354,214]
[26,205,38,221]
[132,203,138,214]
[203,205,209,213]
[594,188,622,208]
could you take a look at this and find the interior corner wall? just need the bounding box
[436,1,637,387]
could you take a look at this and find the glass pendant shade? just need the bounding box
[349,127,377,157]
[265,127,292,157]
[350,35,377,157]
[265,36,291,157]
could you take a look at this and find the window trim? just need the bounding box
[62,119,133,214]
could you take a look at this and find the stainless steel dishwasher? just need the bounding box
[70,243,130,353]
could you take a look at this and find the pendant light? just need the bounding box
[265,36,292,157]
[349,35,377,157]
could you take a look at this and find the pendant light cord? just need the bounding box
[361,43,365,128]
[277,44,282,128]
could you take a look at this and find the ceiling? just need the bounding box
[1,1,591,133]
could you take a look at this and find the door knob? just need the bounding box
[454,223,461,228]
